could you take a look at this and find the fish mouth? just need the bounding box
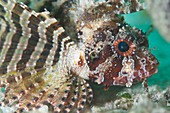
[105,67,158,87]
[133,65,158,83]
[101,54,159,87]
[133,51,159,83]
[112,61,158,87]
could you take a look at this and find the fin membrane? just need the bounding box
[0,0,67,74]
[0,72,93,113]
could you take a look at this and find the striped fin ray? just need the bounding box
[0,68,47,108]
[0,0,71,74]
[38,77,93,113]
[49,77,93,113]
[0,0,92,112]
[0,72,93,113]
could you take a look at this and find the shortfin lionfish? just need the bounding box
[0,0,159,112]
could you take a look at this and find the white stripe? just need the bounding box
[0,19,7,37]
[45,27,65,67]
[26,18,58,68]
[59,36,70,60]
[66,41,74,50]
[0,2,16,67]
[7,8,32,72]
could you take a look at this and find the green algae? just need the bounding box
[0,87,5,94]
[117,92,132,99]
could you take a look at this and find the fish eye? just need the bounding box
[113,39,136,56]
[118,41,129,52]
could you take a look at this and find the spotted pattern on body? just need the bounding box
[0,0,158,112]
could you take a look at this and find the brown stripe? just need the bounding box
[34,22,60,69]
[0,11,22,74]
[53,31,68,65]
[0,16,10,51]
[64,39,74,49]
[12,3,25,15]
[16,14,41,71]
[37,14,46,21]
[0,4,6,15]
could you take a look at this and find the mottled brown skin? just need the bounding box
[84,21,159,87]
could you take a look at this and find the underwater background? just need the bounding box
[124,10,170,89]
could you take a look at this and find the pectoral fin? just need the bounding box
[0,72,93,113]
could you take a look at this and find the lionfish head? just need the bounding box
[85,24,159,88]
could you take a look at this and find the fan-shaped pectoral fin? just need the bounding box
[42,77,93,113]
[0,72,93,113]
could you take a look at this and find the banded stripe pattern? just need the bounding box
[0,0,93,113]
[0,0,71,74]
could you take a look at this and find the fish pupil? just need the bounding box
[118,41,129,52]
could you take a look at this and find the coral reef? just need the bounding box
[146,0,170,43]
[91,85,170,113]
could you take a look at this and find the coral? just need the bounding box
[91,85,170,113]
[164,87,170,107]
[146,0,170,43]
